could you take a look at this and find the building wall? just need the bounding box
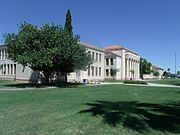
[0,42,141,82]
[0,46,38,82]
[104,52,122,80]
[105,49,140,80]
[125,52,140,80]
[68,47,105,82]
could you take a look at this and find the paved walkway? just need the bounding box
[93,82,180,88]
[0,82,180,91]
[0,86,57,91]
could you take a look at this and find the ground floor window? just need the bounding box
[106,69,109,76]
[0,64,16,75]
[91,67,94,76]
[99,67,101,76]
[96,67,98,76]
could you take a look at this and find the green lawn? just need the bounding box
[147,78,180,86]
[0,80,16,88]
[0,84,180,135]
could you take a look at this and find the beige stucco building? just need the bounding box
[104,45,140,80]
[67,42,105,82]
[0,42,141,82]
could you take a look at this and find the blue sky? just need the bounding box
[0,0,180,73]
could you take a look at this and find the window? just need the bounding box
[1,64,3,74]
[88,66,90,76]
[110,69,113,76]
[14,64,16,75]
[96,53,98,62]
[99,54,101,62]
[7,64,9,74]
[92,52,95,60]
[4,65,6,75]
[96,67,98,76]
[110,58,113,65]
[106,59,109,65]
[106,69,109,76]
[11,64,13,74]
[92,67,94,76]
[99,67,101,76]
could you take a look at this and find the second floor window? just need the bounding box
[99,54,101,63]
[92,52,95,60]
[106,59,109,65]
[110,58,113,65]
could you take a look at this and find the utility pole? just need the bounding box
[175,52,176,74]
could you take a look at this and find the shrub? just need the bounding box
[123,80,148,85]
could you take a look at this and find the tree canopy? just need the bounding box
[64,9,73,35]
[110,68,119,80]
[4,22,91,84]
[153,71,160,77]
[140,58,152,79]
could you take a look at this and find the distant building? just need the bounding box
[0,42,140,82]
[143,65,164,79]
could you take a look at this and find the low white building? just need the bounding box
[0,42,141,82]
[143,66,164,79]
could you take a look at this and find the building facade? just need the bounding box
[0,42,140,82]
[104,46,140,80]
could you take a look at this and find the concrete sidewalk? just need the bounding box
[0,82,180,91]
[96,82,180,88]
[0,86,57,91]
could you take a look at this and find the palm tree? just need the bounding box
[177,71,180,75]
[167,68,170,78]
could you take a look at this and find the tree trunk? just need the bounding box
[43,71,50,85]
[64,73,68,84]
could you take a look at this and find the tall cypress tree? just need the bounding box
[65,9,73,35]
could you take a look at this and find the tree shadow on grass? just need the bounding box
[79,101,180,133]
[5,82,83,88]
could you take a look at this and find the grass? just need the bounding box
[0,84,180,135]
[0,80,16,88]
[147,78,180,86]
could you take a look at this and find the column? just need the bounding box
[126,58,129,79]
[137,61,140,79]
[129,59,131,79]
[135,61,137,79]
[2,50,4,60]
[121,50,126,79]
[4,49,6,60]
[136,61,138,79]
[5,64,7,75]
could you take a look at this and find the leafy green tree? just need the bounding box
[153,71,160,77]
[140,58,152,79]
[177,71,180,75]
[110,68,119,80]
[167,68,170,73]
[64,9,73,35]
[4,22,91,84]
[4,23,54,84]
[162,71,168,78]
